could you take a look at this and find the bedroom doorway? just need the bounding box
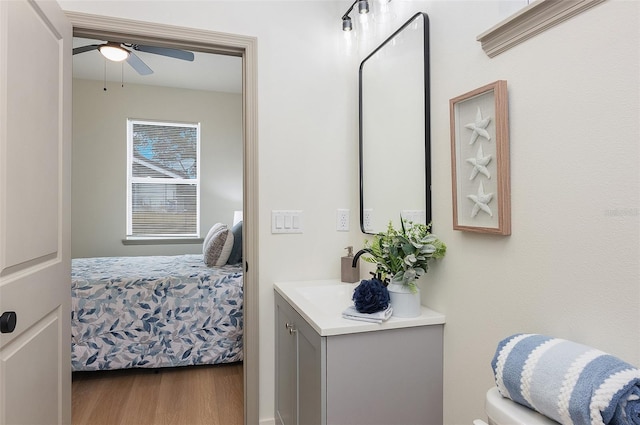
[66,12,259,425]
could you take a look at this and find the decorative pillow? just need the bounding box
[203,223,224,255]
[227,221,243,265]
[203,224,234,267]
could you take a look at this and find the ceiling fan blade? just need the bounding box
[126,51,154,75]
[73,44,101,55]
[132,44,195,62]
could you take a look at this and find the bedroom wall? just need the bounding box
[71,79,242,258]
[60,1,640,424]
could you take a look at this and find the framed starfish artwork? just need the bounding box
[450,80,511,235]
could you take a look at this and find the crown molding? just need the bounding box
[477,0,606,58]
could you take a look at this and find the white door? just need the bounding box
[0,0,72,424]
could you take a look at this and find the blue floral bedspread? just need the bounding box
[71,254,243,371]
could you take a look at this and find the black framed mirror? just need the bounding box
[359,12,430,234]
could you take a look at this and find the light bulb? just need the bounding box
[99,43,129,62]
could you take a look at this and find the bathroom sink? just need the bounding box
[293,282,354,303]
[274,279,445,336]
[274,280,357,335]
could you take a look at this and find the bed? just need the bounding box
[71,253,243,371]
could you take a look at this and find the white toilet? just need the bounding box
[475,387,559,425]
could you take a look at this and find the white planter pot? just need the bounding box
[387,281,421,318]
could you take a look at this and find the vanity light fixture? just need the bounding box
[342,0,369,31]
[98,42,130,62]
[342,16,353,31]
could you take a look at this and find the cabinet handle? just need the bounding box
[285,322,297,335]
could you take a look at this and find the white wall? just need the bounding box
[60,1,640,424]
[71,79,242,258]
[425,2,640,423]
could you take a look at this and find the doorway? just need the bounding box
[65,11,259,425]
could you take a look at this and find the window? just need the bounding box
[126,119,200,239]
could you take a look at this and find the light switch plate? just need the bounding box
[272,210,303,234]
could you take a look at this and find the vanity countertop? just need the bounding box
[274,279,445,337]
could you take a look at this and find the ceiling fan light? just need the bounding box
[99,44,129,62]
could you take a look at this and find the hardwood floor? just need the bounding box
[72,362,243,425]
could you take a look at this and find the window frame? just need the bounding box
[125,118,201,241]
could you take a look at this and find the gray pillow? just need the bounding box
[227,221,243,265]
[203,223,234,267]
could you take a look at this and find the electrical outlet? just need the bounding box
[402,209,427,225]
[363,209,373,232]
[336,209,349,231]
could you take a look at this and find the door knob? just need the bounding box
[0,311,17,333]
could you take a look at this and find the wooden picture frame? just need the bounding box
[450,80,510,235]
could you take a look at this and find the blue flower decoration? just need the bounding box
[352,278,390,314]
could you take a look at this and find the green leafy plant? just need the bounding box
[361,219,446,292]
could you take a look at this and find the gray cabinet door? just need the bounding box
[276,296,298,425]
[326,326,443,425]
[276,293,325,425]
[296,313,324,425]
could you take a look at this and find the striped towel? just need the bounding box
[492,334,640,425]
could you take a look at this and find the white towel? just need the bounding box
[341,305,393,323]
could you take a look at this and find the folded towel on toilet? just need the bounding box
[492,333,640,425]
[341,305,392,323]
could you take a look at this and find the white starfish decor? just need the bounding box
[467,181,494,218]
[465,145,492,180]
[465,107,491,145]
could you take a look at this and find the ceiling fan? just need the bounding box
[72,41,195,76]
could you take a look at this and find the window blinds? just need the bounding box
[127,120,200,237]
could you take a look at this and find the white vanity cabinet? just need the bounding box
[274,280,445,425]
